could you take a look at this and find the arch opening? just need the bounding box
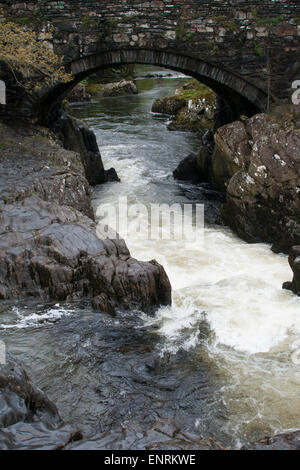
[36,49,268,125]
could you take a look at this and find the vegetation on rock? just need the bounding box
[152,79,216,133]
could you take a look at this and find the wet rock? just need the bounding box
[216,104,300,253]
[55,112,109,186]
[0,353,79,450]
[68,83,91,103]
[242,430,300,450]
[92,294,116,316]
[0,120,94,219]
[210,146,232,192]
[104,167,121,182]
[196,146,213,183]
[0,421,79,450]
[173,147,213,185]
[283,246,300,295]
[173,154,202,184]
[66,418,227,450]
[102,79,138,97]
[0,197,171,312]
[0,354,59,429]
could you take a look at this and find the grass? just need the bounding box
[177,79,216,106]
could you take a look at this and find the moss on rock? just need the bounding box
[152,79,216,134]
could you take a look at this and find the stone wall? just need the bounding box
[0,1,300,121]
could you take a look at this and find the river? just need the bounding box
[1,71,300,449]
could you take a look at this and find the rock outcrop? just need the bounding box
[216,105,300,254]
[0,197,171,312]
[0,120,171,313]
[0,120,94,219]
[54,112,120,186]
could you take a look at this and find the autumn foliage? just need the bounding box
[0,19,72,92]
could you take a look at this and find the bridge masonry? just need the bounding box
[0,1,300,121]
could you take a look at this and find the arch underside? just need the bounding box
[36,49,268,124]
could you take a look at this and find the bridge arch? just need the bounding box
[35,49,268,125]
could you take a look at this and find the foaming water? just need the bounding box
[0,305,76,329]
[72,73,300,444]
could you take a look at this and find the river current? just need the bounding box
[1,71,300,449]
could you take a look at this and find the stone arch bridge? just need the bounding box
[0,0,300,124]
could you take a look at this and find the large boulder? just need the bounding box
[173,153,201,183]
[55,112,119,186]
[215,105,300,253]
[173,148,212,184]
[102,79,138,97]
[0,197,171,313]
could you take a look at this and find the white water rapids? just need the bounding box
[84,72,300,446]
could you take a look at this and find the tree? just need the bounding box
[0,19,72,93]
